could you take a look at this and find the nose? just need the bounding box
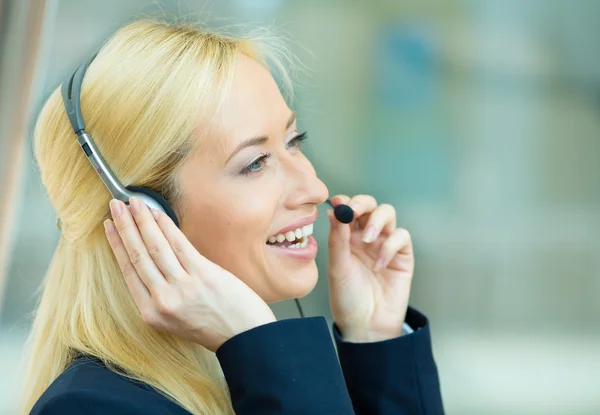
[283,154,329,210]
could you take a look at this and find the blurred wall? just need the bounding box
[2,0,600,414]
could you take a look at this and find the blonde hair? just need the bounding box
[21,19,292,414]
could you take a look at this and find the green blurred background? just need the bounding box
[2,0,600,413]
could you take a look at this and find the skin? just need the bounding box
[104,53,415,350]
[177,54,328,303]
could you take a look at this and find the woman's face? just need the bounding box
[178,54,328,303]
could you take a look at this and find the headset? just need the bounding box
[61,53,180,227]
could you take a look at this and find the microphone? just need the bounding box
[326,199,354,224]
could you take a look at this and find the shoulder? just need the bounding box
[30,356,190,415]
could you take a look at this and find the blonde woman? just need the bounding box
[23,19,443,415]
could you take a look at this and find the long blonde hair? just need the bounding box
[21,19,291,414]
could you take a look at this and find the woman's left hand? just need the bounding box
[327,194,414,343]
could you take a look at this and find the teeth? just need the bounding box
[306,224,314,236]
[268,223,315,244]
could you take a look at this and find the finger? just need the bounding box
[328,194,352,236]
[361,204,396,243]
[347,195,378,219]
[327,208,352,283]
[104,219,152,306]
[374,228,413,272]
[128,197,187,282]
[330,194,351,207]
[110,199,167,293]
[151,208,209,274]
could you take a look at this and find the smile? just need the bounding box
[266,224,314,249]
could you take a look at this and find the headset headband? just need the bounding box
[60,53,180,227]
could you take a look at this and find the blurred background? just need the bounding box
[1,0,600,413]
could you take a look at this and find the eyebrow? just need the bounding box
[225,112,296,164]
[286,112,296,129]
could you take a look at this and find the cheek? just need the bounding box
[182,190,274,271]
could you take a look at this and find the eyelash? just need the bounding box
[241,132,309,176]
[287,131,308,149]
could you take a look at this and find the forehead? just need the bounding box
[200,53,291,158]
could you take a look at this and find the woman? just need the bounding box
[22,19,443,414]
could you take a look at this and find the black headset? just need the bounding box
[61,54,180,227]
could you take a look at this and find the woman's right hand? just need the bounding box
[104,197,276,353]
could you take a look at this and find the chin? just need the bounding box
[267,262,319,303]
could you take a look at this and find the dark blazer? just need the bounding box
[30,307,444,414]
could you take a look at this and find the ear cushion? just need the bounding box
[127,186,180,228]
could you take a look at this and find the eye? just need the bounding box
[286,132,308,150]
[242,152,271,176]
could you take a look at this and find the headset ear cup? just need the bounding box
[126,186,180,228]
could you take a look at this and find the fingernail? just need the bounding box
[129,197,140,214]
[349,203,359,211]
[151,209,161,221]
[109,199,122,217]
[104,219,115,234]
[363,225,376,243]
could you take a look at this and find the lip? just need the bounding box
[269,210,318,238]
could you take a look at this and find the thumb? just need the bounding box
[327,208,352,282]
